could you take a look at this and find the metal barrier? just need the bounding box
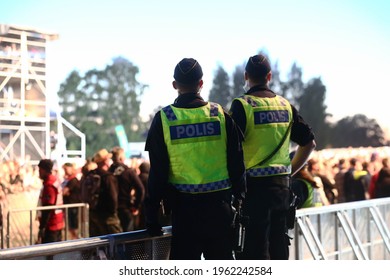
[0,227,172,260]
[0,198,390,260]
[291,197,390,260]
[3,203,89,248]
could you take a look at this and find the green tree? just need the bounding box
[285,63,304,107]
[330,114,386,148]
[297,77,331,149]
[142,105,163,139]
[232,63,245,98]
[269,60,284,95]
[58,57,147,157]
[208,65,232,109]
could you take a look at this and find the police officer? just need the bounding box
[145,58,246,260]
[229,54,316,260]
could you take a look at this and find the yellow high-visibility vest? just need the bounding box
[234,95,293,177]
[161,102,231,193]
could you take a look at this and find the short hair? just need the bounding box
[111,146,125,162]
[63,162,74,168]
[38,159,53,172]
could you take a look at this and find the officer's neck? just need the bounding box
[246,84,275,97]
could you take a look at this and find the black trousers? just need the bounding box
[89,211,123,237]
[236,176,290,260]
[118,207,134,232]
[169,190,234,260]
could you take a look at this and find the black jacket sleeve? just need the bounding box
[144,112,170,225]
[224,111,246,200]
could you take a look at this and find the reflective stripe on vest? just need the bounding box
[174,178,231,193]
[162,102,220,121]
[162,105,177,121]
[247,165,291,177]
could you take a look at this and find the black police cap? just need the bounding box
[174,58,203,84]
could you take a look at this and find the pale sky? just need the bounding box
[2,0,390,135]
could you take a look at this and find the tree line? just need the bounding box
[57,55,388,157]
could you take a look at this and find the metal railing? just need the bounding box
[291,197,390,260]
[0,226,172,260]
[3,203,89,248]
[0,198,389,260]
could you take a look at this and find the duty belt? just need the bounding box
[173,178,231,193]
[247,165,291,177]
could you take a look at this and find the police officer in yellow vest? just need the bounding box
[145,58,246,260]
[290,152,324,209]
[229,54,316,260]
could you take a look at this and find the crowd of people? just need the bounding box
[0,157,42,198]
[0,150,151,244]
[36,148,150,243]
[294,146,390,208]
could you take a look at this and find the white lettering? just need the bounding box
[186,125,195,137]
[266,111,274,122]
[206,122,215,134]
[195,123,204,136]
[176,126,185,138]
[260,112,267,123]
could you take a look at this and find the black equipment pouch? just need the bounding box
[286,188,298,229]
[232,202,249,253]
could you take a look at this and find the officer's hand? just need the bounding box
[146,223,163,237]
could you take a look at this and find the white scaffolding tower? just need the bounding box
[0,24,85,166]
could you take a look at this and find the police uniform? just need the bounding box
[229,54,315,260]
[145,58,246,260]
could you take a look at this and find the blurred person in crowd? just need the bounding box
[85,149,122,237]
[62,162,82,239]
[368,158,388,199]
[333,159,348,203]
[291,157,328,208]
[135,161,151,230]
[109,146,145,232]
[308,158,336,204]
[373,158,390,198]
[1,163,13,195]
[8,160,23,192]
[80,158,97,178]
[344,158,367,202]
[361,161,372,199]
[36,159,64,243]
